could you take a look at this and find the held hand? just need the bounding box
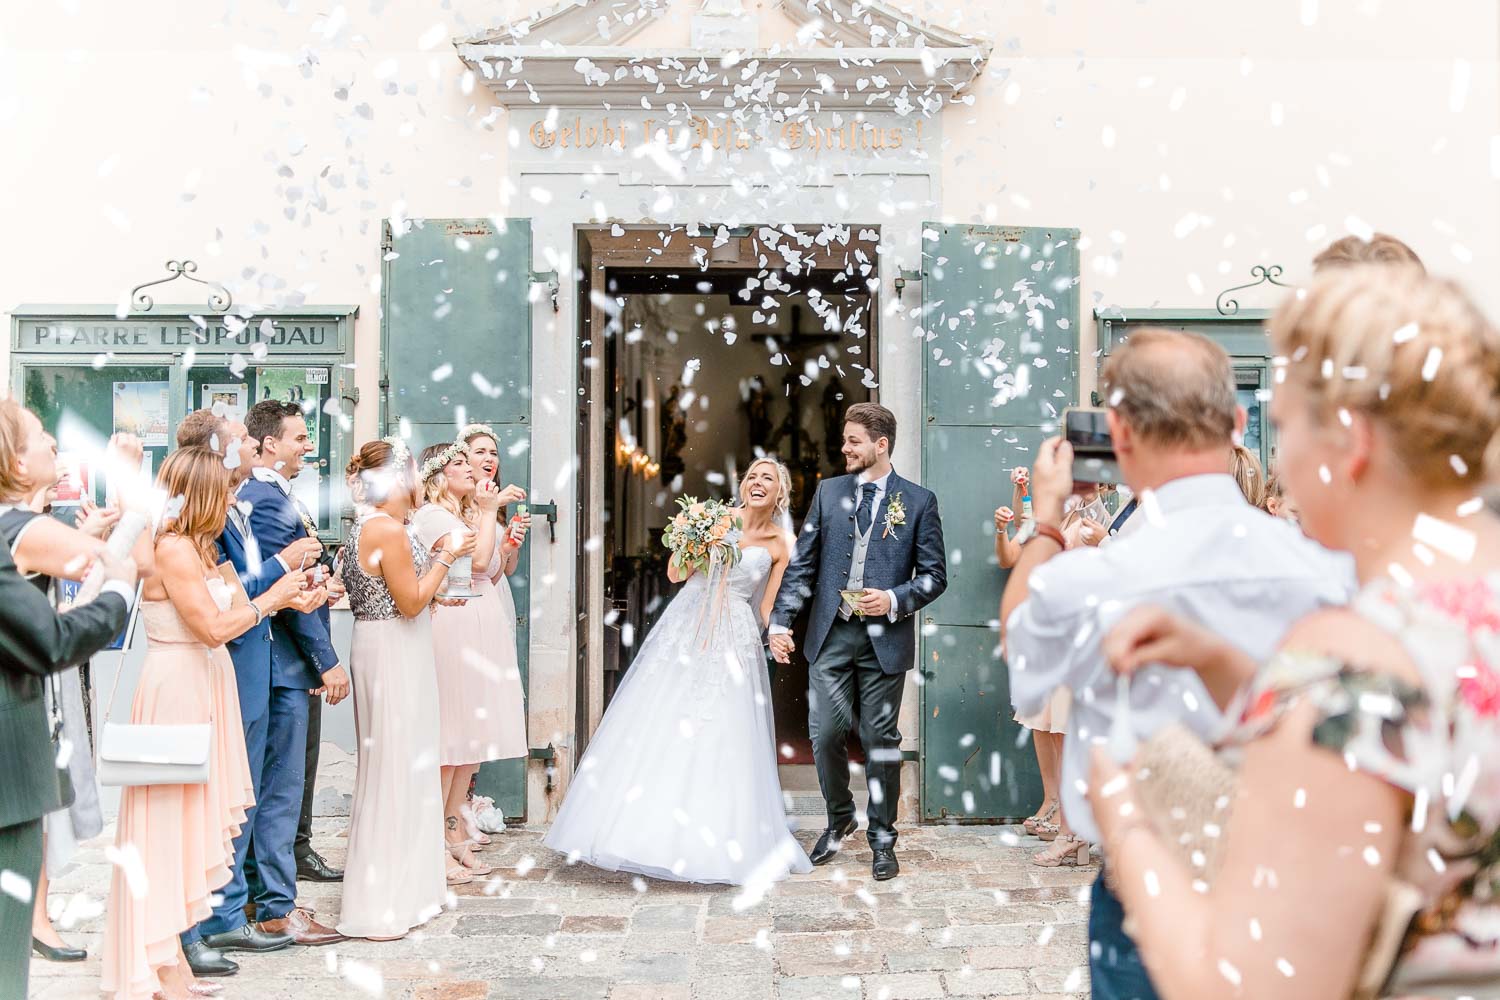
[496,484,528,508]
[474,479,502,512]
[433,596,470,608]
[1078,517,1108,547]
[769,632,795,664]
[1101,605,1227,677]
[265,570,309,612]
[439,530,477,561]
[856,589,892,618]
[279,536,323,569]
[1028,437,1075,522]
[289,587,327,615]
[78,498,122,539]
[994,506,1015,531]
[313,665,350,706]
[325,575,346,607]
[105,433,152,514]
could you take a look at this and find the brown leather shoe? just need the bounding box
[257,907,345,946]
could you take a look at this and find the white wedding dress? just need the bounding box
[544,545,812,886]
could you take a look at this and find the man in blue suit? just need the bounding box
[174,409,324,975]
[769,403,947,881]
[213,400,348,949]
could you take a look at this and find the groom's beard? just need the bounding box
[845,454,871,474]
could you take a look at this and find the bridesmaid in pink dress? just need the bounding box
[101,447,318,1000]
[411,435,528,873]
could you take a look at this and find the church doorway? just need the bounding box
[576,224,880,766]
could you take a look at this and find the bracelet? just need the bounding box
[435,556,454,568]
[249,602,265,627]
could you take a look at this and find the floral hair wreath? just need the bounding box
[420,441,467,481]
[459,422,497,446]
[382,435,412,467]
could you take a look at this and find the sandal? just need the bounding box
[461,800,493,845]
[446,864,474,886]
[1034,819,1061,842]
[1032,834,1092,868]
[1022,801,1059,837]
[449,843,494,876]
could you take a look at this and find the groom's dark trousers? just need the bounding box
[809,617,906,848]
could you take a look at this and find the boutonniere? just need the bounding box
[882,493,907,539]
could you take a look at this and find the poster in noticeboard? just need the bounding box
[111,381,170,446]
[255,368,325,453]
[52,453,90,507]
[202,383,249,423]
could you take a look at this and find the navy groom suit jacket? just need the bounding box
[238,477,338,691]
[217,510,288,724]
[770,471,947,675]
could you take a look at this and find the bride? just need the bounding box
[544,457,813,886]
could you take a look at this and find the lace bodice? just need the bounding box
[142,575,233,645]
[343,513,430,622]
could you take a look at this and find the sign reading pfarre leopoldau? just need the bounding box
[527,114,929,157]
[13,314,349,354]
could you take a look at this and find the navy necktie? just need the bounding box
[856,483,878,536]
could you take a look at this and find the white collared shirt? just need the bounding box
[1005,474,1355,846]
[251,465,293,495]
[245,468,299,573]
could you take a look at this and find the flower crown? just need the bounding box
[382,435,411,467]
[420,441,467,481]
[459,422,497,445]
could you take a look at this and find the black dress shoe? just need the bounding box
[809,818,859,866]
[183,939,240,977]
[31,937,86,962]
[296,852,343,882]
[202,922,295,953]
[871,846,900,881]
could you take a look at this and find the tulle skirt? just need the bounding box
[544,578,811,887]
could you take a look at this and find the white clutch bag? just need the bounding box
[95,584,213,788]
[98,721,212,787]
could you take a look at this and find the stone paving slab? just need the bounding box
[28,824,1088,999]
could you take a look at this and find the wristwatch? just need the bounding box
[1018,521,1066,549]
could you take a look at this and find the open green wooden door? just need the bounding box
[381,217,534,820]
[919,224,1080,822]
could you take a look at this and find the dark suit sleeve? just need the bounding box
[244,487,339,675]
[770,481,826,630]
[0,548,128,678]
[220,531,288,600]
[890,490,947,619]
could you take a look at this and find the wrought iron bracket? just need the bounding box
[894,268,923,298]
[129,259,232,313]
[531,270,560,312]
[526,501,559,543]
[1215,264,1289,316]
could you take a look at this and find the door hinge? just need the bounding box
[380,226,393,254]
[531,270,560,313]
[894,268,923,298]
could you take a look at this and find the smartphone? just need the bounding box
[1062,406,1121,484]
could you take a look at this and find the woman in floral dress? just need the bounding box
[1088,266,1500,998]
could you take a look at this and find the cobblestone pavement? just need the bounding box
[29,822,1092,1000]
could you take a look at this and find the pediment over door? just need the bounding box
[454,0,992,112]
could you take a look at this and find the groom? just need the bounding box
[769,403,947,880]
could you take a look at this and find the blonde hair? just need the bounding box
[0,399,35,504]
[1101,328,1237,450]
[1229,445,1267,510]
[157,446,231,567]
[419,442,474,521]
[1313,234,1424,274]
[739,457,793,520]
[1269,267,1500,486]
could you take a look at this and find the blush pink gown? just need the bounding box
[101,576,254,1000]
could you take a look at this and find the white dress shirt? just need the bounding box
[246,468,300,573]
[1005,474,1355,846]
[768,468,900,635]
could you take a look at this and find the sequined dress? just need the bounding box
[544,545,811,887]
[335,512,446,939]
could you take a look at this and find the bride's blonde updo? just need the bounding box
[739,457,793,520]
[1269,266,1500,487]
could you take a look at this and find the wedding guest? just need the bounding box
[0,425,153,965]
[1089,267,1500,1000]
[174,408,324,975]
[412,438,527,874]
[1228,443,1266,509]
[0,404,136,1000]
[458,424,530,840]
[1263,469,1291,519]
[1000,328,1351,1000]
[102,447,316,1000]
[337,439,473,939]
[993,466,1027,571]
[1312,231,1424,273]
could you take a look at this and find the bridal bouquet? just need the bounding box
[662,496,743,574]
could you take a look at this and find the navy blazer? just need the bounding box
[770,471,947,674]
[217,512,288,723]
[238,477,338,690]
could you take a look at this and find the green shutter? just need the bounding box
[919,224,1080,822]
[381,217,534,820]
